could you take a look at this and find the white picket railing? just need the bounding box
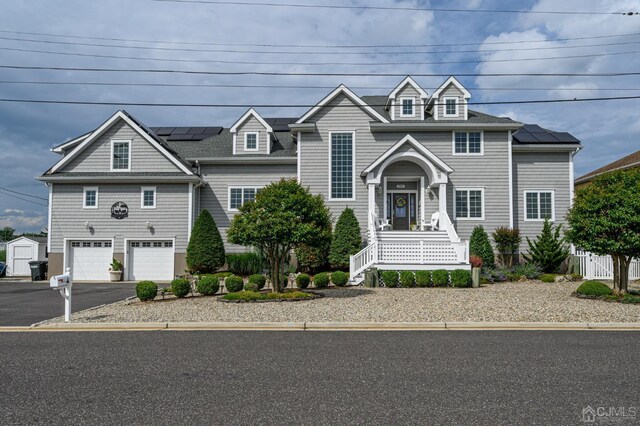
[575,250,640,280]
[350,242,378,278]
[377,240,468,265]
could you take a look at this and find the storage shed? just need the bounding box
[6,236,48,277]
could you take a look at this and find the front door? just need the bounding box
[392,193,410,230]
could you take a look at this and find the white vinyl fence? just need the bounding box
[575,250,640,280]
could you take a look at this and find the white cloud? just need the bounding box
[4,209,25,215]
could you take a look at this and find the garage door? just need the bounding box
[11,245,33,276]
[69,241,112,281]
[128,241,174,281]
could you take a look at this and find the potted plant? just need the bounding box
[469,255,483,288]
[109,258,123,282]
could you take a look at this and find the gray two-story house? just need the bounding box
[40,76,581,282]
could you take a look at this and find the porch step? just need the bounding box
[377,231,450,242]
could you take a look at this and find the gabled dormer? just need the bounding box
[428,76,471,121]
[230,108,274,155]
[386,76,429,121]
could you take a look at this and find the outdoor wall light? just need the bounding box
[146,221,152,230]
[84,221,92,230]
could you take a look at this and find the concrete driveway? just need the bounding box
[0,281,135,326]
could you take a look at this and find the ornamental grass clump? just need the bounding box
[399,270,415,288]
[136,280,157,302]
[226,252,264,276]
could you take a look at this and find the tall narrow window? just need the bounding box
[330,132,354,200]
[455,189,484,219]
[244,132,258,151]
[525,191,554,220]
[401,98,414,117]
[444,98,457,116]
[83,187,98,209]
[111,140,130,170]
[141,186,156,209]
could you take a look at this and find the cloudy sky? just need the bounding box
[0,0,639,233]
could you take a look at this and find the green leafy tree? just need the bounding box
[295,242,330,274]
[566,169,640,294]
[469,225,495,268]
[186,209,225,274]
[328,208,362,270]
[0,227,15,242]
[491,227,522,267]
[227,179,331,293]
[523,218,570,274]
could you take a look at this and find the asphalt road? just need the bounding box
[0,281,135,326]
[1,331,639,425]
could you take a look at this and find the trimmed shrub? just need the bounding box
[381,270,399,288]
[432,269,449,287]
[523,218,570,273]
[331,271,349,287]
[171,278,191,298]
[450,270,471,288]
[470,226,495,268]
[539,273,556,283]
[576,280,613,296]
[136,280,157,301]
[244,282,260,292]
[295,243,330,274]
[196,275,220,296]
[399,271,415,288]
[225,275,244,293]
[226,252,264,276]
[314,272,330,289]
[248,274,266,290]
[415,270,431,287]
[186,209,225,274]
[329,208,362,270]
[296,273,311,289]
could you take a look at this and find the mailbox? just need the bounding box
[50,274,71,288]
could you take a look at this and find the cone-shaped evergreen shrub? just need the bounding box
[523,218,570,273]
[186,209,225,274]
[469,225,495,268]
[329,208,362,270]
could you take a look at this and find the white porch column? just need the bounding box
[368,183,376,233]
[439,182,447,216]
[420,176,425,230]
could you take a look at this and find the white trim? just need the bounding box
[451,131,484,156]
[390,99,395,121]
[227,186,262,212]
[110,139,131,172]
[187,183,194,241]
[420,176,425,229]
[523,190,556,222]
[569,151,575,206]
[230,108,273,133]
[50,111,193,175]
[140,186,157,209]
[51,132,91,153]
[296,131,302,182]
[328,130,357,202]
[82,186,98,209]
[453,187,485,221]
[383,176,388,222]
[442,96,458,117]
[244,131,259,152]
[267,133,271,155]
[63,237,115,281]
[387,76,429,101]
[431,76,471,100]
[47,183,52,250]
[508,130,514,228]
[399,97,416,118]
[232,133,237,155]
[384,177,421,230]
[124,237,176,281]
[297,85,390,124]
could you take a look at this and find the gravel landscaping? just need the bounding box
[42,280,640,324]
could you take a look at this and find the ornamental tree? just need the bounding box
[186,209,225,274]
[523,218,569,273]
[566,169,640,294]
[328,207,362,270]
[227,179,332,293]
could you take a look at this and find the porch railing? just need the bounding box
[350,241,378,278]
[438,211,460,243]
[377,240,468,265]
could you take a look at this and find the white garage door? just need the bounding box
[128,241,174,281]
[69,241,112,281]
[11,245,33,276]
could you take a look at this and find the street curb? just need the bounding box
[167,322,305,330]
[305,322,447,330]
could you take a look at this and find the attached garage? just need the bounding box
[6,236,48,277]
[127,240,175,281]
[67,240,113,281]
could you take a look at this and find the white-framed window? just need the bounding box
[83,186,98,209]
[141,186,156,209]
[329,131,355,201]
[454,188,484,220]
[525,190,555,221]
[400,97,415,117]
[453,131,483,155]
[228,187,261,211]
[443,97,458,117]
[111,139,131,171]
[244,132,259,151]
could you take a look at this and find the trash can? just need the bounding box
[29,260,48,281]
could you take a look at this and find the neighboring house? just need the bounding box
[5,236,47,277]
[39,76,581,282]
[574,148,640,189]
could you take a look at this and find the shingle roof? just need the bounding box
[575,149,640,184]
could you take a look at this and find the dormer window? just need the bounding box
[444,97,458,117]
[244,132,259,151]
[111,140,131,171]
[400,98,415,117]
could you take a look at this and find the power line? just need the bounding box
[0,95,638,108]
[2,64,640,77]
[1,28,639,49]
[151,0,636,16]
[0,190,48,207]
[2,45,639,66]
[0,186,48,201]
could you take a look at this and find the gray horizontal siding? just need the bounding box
[436,84,467,120]
[50,183,190,253]
[513,152,571,253]
[234,116,270,155]
[392,84,423,121]
[64,120,182,173]
[199,163,297,253]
